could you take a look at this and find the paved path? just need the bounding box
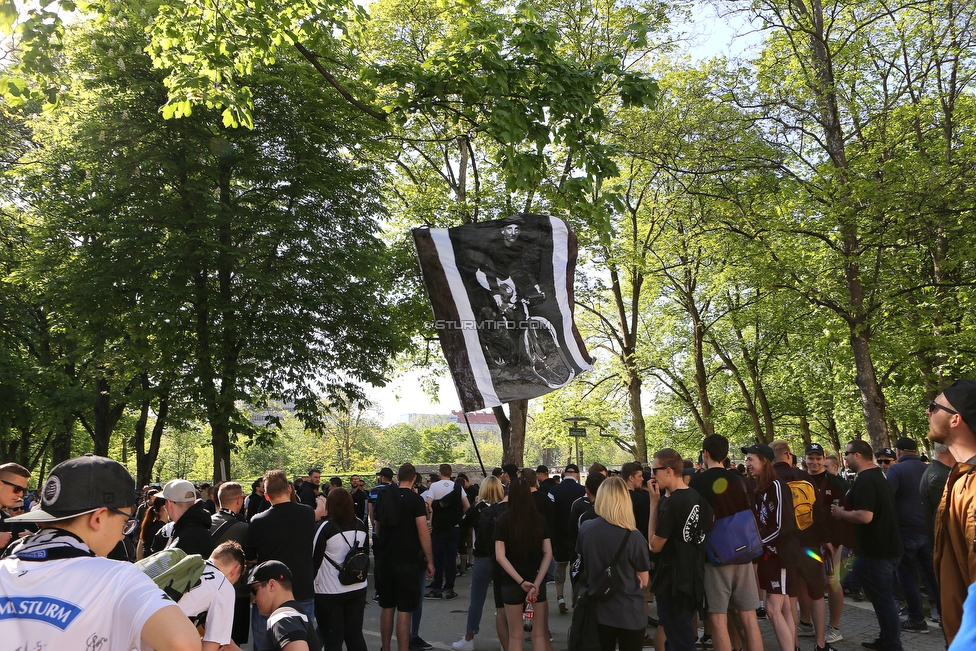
[243,573,947,651]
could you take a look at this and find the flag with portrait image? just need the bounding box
[412,214,592,412]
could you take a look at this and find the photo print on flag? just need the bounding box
[413,214,592,412]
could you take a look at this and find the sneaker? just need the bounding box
[851,589,864,602]
[797,621,814,637]
[372,592,380,602]
[411,637,433,650]
[825,625,843,643]
[443,589,460,600]
[901,618,929,633]
[814,645,837,651]
[755,606,767,620]
[424,590,442,600]
[452,637,475,651]
[642,634,654,647]
[558,597,568,615]
[456,564,466,577]
[861,640,883,651]
[699,634,713,649]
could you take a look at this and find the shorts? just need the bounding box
[553,540,575,563]
[498,579,548,605]
[703,562,761,612]
[375,559,423,612]
[794,547,826,600]
[756,554,797,597]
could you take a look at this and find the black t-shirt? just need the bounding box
[846,467,904,560]
[351,489,368,522]
[652,487,710,598]
[689,467,752,520]
[375,487,428,565]
[629,489,651,540]
[245,501,317,600]
[493,510,550,585]
[269,600,321,651]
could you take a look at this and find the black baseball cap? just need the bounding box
[895,437,918,451]
[376,467,394,480]
[502,463,519,478]
[805,443,825,456]
[247,560,292,585]
[564,463,580,473]
[741,444,774,461]
[876,447,896,458]
[11,454,136,523]
[943,379,976,429]
[536,465,549,474]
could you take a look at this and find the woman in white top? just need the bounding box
[312,487,370,651]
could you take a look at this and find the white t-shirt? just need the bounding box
[426,479,455,502]
[312,522,369,594]
[177,560,235,645]
[0,554,173,650]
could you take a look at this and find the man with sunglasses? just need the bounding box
[0,462,30,552]
[928,379,976,644]
[875,448,896,475]
[0,454,200,650]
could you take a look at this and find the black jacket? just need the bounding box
[169,500,215,557]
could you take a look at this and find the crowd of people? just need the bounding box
[1,379,976,651]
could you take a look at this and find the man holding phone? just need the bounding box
[0,462,31,551]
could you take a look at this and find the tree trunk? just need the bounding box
[495,400,527,466]
[133,375,169,488]
[849,330,889,451]
[92,377,113,456]
[52,415,74,465]
[627,372,647,463]
[826,411,841,455]
[798,413,812,447]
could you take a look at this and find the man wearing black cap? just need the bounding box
[876,448,896,474]
[831,440,903,651]
[886,437,940,633]
[0,454,200,651]
[803,443,850,645]
[929,378,976,644]
[537,465,556,493]
[547,462,585,613]
[249,560,321,651]
[370,468,395,527]
[0,462,30,552]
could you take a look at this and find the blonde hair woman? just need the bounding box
[452,476,508,651]
[577,476,651,651]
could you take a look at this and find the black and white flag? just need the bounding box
[413,214,592,412]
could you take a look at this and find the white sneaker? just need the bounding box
[452,637,475,651]
[797,621,814,637]
[825,625,843,643]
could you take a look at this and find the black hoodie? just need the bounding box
[169,500,215,558]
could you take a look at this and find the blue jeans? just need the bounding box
[252,597,315,651]
[656,593,697,651]
[430,527,461,590]
[897,533,941,621]
[465,556,494,635]
[856,556,903,651]
[412,567,426,638]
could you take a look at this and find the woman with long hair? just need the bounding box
[137,495,168,560]
[743,444,797,651]
[577,476,650,651]
[452,476,507,651]
[312,487,370,651]
[494,477,552,651]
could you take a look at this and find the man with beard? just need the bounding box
[928,379,976,644]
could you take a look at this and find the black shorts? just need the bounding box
[553,540,575,563]
[498,579,547,605]
[375,559,423,612]
[756,554,798,597]
[794,547,826,600]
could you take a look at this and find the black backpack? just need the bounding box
[432,482,464,530]
[314,522,370,585]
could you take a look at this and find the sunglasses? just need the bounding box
[878,459,893,465]
[0,479,26,495]
[106,506,139,535]
[251,582,267,596]
[928,401,958,415]
[651,467,669,473]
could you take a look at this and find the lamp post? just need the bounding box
[563,416,589,468]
